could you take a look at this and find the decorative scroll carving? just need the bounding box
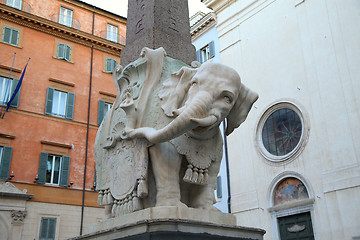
[11,211,27,225]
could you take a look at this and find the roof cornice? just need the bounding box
[202,0,236,13]
[0,4,124,55]
[190,12,216,40]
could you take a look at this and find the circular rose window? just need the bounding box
[256,101,309,163]
[262,108,302,156]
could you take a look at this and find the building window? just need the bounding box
[98,100,112,125]
[38,152,70,186]
[59,6,73,27]
[39,217,57,240]
[105,58,118,73]
[6,0,22,10]
[256,101,309,164]
[107,24,118,43]
[262,108,302,156]
[57,43,71,62]
[216,176,222,199]
[2,26,19,46]
[45,87,75,119]
[0,146,13,179]
[0,76,20,107]
[196,41,215,63]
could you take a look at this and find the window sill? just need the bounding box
[46,113,67,119]
[52,56,74,64]
[1,41,23,49]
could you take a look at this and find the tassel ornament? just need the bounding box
[183,165,193,182]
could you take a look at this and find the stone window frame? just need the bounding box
[36,214,60,240]
[0,22,24,48]
[53,39,75,63]
[267,171,317,240]
[255,100,310,165]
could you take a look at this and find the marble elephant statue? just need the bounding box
[94,48,258,217]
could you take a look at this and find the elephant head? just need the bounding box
[128,62,258,143]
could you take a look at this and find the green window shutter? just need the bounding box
[39,218,49,239]
[45,87,54,115]
[112,60,118,71]
[59,156,70,187]
[57,43,65,59]
[209,41,215,59]
[10,78,20,107]
[65,92,74,119]
[39,217,57,239]
[98,100,105,125]
[10,29,19,46]
[0,147,13,179]
[48,218,57,239]
[38,152,48,184]
[105,59,111,72]
[196,50,201,63]
[216,176,222,198]
[65,45,71,62]
[2,27,11,43]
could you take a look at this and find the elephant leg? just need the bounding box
[149,142,187,207]
[190,159,221,211]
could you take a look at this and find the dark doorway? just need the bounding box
[278,212,314,240]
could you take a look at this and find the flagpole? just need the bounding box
[0,53,16,117]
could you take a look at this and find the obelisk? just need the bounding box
[120,0,196,66]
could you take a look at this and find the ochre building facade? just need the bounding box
[0,0,126,239]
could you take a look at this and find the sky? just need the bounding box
[81,0,211,18]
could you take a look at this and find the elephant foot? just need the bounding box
[155,199,187,208]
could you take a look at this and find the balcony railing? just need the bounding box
[100,31,126,45]
[51,14,80,30]
[0,0,31,13]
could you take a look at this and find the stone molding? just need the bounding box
[0,4,123,56]
[78,207,265,240]
[6,108,99,130]
[0,180,33,199]
[11,210,27,225]
[231,189,259,213]
[254,99,310,165]
[266,171,315,209]
[322,163,360,193]
[190,12,217,41]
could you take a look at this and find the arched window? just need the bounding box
[274,177,309,206]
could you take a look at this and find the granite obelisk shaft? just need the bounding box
[120,0,196,66]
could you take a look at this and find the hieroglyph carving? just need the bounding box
[169,1,180,32]
[95,48,258,218]
[135,0,145,34]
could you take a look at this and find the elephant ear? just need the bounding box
[226,84,259,136]
[159,66,197,117]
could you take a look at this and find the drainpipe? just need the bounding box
[80,11,95,236]
[222,121,232,213]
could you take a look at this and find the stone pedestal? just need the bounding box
[68,207,265,240]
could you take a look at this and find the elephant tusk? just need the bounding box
[190,115,217,127]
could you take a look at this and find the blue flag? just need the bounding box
[5,58,30,113]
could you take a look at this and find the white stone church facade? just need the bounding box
[203,0,360,239]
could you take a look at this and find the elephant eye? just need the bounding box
[223,95,233,104]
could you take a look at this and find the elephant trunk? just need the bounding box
[130,91,217,143]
